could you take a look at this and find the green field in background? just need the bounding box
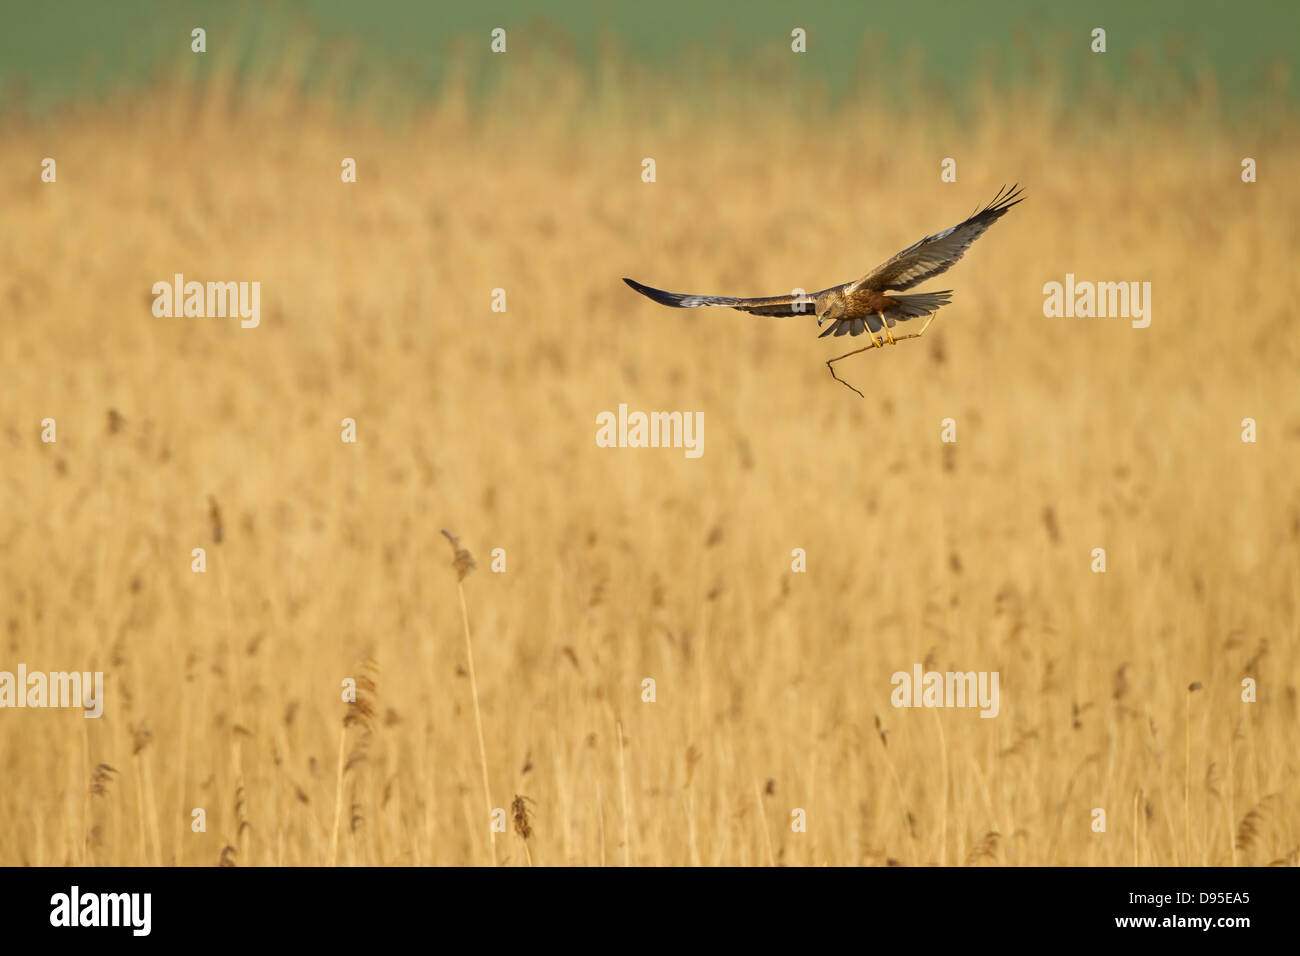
[0,0,1294,112]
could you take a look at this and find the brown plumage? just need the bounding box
[623,184,1024,395]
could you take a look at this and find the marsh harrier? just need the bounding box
[623,184,1024,396]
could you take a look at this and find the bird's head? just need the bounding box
[816,299,841,327]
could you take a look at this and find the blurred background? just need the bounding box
[3,1,1297,116]
[0,1,1297,866]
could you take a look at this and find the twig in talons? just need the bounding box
[824,312,939,398]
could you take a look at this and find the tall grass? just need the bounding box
[0,50,1297,865]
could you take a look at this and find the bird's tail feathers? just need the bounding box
[885,290,953,324]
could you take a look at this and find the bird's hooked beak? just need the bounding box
[816,312,828,327]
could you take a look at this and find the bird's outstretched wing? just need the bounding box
[622,277,823,316]
[850,184,1024,293]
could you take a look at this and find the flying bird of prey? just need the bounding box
[623,184,1024,396]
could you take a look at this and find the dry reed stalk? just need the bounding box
[1131,788,1143,866]
[965,830,1000,866]
[86,763,118,863]
[511,794,535,866]
[596,778,606,867]
[442,530,494,864]
[933,708,949,866]
[130,720,161,865]
[753,777,775,866]
[216,556,251,866]
[617,719,630,866]
[1185,681,1202,864]
[874,714,916,864]
[328,729,347,866]
[80,722,92,866]
[1227,721,1238,867]
[330,657,377,865]
[1235,794,1279,860]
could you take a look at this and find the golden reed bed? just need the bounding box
[1,53,1297,865]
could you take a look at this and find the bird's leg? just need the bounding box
[879,311,896,345]
[889,312,937,344]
